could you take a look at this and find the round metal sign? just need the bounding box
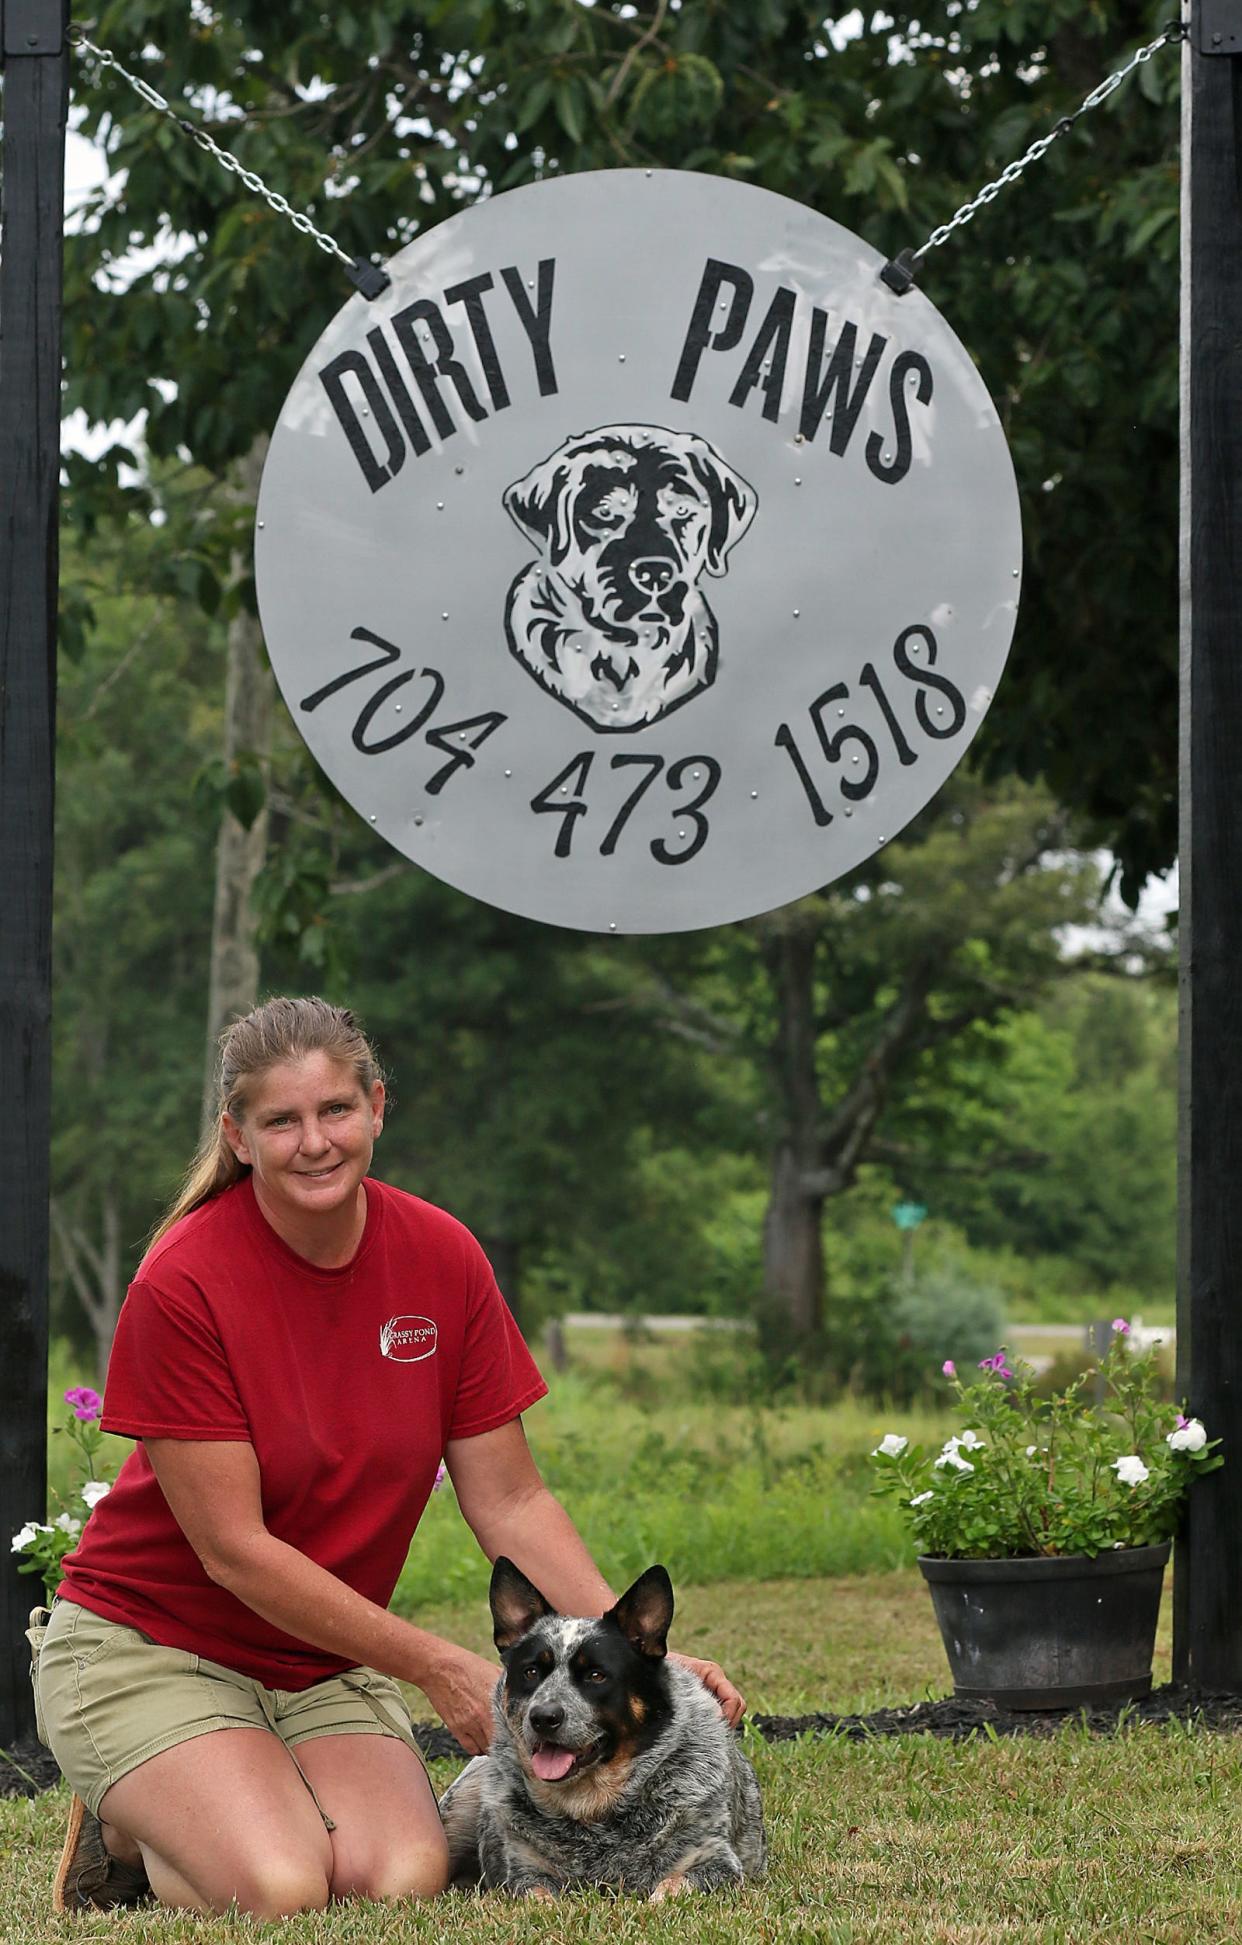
[255,169,1021,934]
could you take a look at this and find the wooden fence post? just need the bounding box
[0,0,69,1746]
[1175,2,1242,1687]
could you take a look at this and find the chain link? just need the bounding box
[911,19,1187,263]
[68,27,358,272]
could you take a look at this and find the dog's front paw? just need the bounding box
[649,1873,690,1903]
[522,1884,558,1902]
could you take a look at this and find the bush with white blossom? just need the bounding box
[11,1386,117,1602]
[870,1323,1223,1559]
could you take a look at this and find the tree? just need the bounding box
[64,0,1181,894]
[52,480,226,1375]
[916,975,1178,1296]
[630,779,1106,1342]
[200,438,274,1127]
[55,1,1185,1352]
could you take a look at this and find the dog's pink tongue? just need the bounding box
[532,1744,577,1782]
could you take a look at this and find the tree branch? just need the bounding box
[329,862,406,898]
[604,0,669,107]
[816,958,937,1179]
[50,1198,106,1333]
[868,1137,1047,1177]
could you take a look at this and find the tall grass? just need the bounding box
[38,1331,953,1608]
[395,1363,952,1612]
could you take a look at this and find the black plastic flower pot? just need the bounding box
[918,1543,1171,1710]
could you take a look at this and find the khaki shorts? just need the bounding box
[35,1600,426,1821]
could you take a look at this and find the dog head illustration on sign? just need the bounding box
[502,424,758,732]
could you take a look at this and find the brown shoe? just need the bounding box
[52,1793,150,1912]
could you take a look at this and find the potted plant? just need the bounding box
[869,1322,1223,1709]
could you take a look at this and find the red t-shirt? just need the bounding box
[59,1176,547,1687]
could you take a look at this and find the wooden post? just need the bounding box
[0,0,68,1746]
[1175,3,1242,1688]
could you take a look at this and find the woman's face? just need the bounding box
[222,1051,384,1234]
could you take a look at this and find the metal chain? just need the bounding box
[884,18,1187,287]
[68,26,359,274]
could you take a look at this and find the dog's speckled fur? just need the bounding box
[437,1560,765,1899]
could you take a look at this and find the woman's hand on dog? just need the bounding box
[420,1642,499,1755]
[668,1652,746,1727]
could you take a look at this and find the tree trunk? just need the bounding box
[51,1191,124,1383]
[201,438,273,1129]
[762,1142,826,1339]
[760,926,826,1339]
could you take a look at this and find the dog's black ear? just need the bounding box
[503,449,576,564]
[606,1565,674,1659]
[490,1556,558,1651]
[688,443,758,577]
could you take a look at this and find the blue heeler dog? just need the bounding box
[437,1557,766,1900]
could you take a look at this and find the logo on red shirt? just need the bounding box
[379,1314,439,1362]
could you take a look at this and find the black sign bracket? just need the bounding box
[1196,1,1242,55]
[1,0,66,61]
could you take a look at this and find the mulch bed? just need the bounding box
[5,1687,1240,1798]
[750,1685,1242,1744]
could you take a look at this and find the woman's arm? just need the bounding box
[446,1419,746,1724]
[145,1438,500,1753]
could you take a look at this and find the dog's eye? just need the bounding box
[521,1664,542,1682]
[584,1668,608,1684]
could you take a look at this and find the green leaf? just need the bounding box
[516,76,554,133]
[629,53,723,142]
[1124,207,1176,258]
[553,78,585,146]
[225,754,266,831]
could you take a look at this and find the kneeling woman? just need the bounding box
[38,997,742,1916]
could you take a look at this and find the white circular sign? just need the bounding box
[256,170,1021,935]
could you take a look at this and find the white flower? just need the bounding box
[1111,1455,1150,1487]
[11,1522,51,1552]
[1026,1445,1038,1457]
[872,1434,908,1458]
[1167,1419,1207,1454]
[934,1449,975,1473]
[941,1431,985,1460]
[910,1491,935,1507]
[53,1512,82,1535]
[80,1480,111,1509]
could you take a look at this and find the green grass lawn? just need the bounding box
[1,1570,1200,1943]
[8,1727,1242,1945]
[13,1340,1232,1941]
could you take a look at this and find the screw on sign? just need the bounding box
[255,171,1021,934]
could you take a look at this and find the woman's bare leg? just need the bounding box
[297,1734,449,1901]
[98,1727,333,1917]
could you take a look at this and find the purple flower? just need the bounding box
[1176,1413,1190,1430]
[64,1387,102,1423]
[977,1352,1012,1378]
[1112,1318,1130,1335]
[431,1459,447,1493]
[942,1360,956,1378]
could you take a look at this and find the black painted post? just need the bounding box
[1175,3,1242,1688]
[0,0,69,1746]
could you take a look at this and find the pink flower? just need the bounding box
[942,1360,956,1378]
[1112,1318,1130,1335]
[64,1387,102,1423]
[431,1460,447,1493]
[977,1353,1013,1379]
[1176,1413,1189,1429]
